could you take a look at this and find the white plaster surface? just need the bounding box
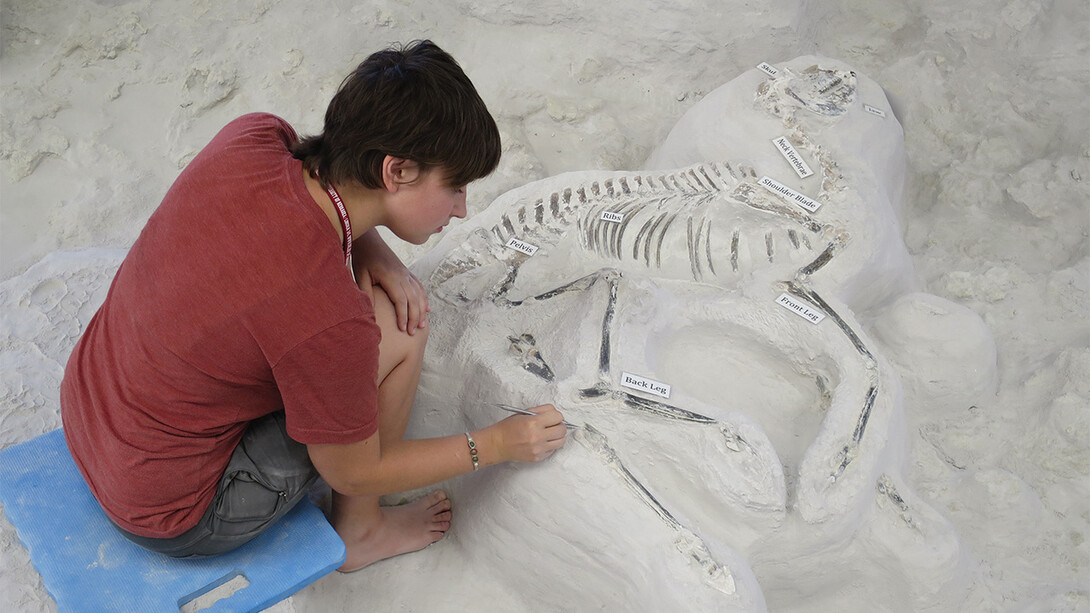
[1,1,1087,612]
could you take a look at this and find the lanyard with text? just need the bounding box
[323,184,353,266]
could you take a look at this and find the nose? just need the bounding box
[452,192,467,219]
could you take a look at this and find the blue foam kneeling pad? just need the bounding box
[0,429,346,612]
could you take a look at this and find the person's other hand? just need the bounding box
[360,262,430,334]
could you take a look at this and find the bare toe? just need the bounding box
[335,491,455,573]
[426,491,450,510]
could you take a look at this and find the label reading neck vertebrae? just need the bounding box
[772,136,814,179]
[621,372,671,399]
[504,237,539,256]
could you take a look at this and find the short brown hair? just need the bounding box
[293,40,501,189]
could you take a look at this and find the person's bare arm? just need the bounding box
[308,404,567,497]
[352,228,429,334]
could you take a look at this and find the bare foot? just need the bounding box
[334,490,452,573]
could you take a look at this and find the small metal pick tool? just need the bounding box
[495,403,578,428]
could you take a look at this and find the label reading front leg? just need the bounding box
[772,136,814,179]
[621,372,672,399]
[504,237,539,256]
[776,293,826,324]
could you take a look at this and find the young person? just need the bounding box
[60,40,567,572]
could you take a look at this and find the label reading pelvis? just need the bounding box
[621,372,671,399]
[504,237,539,256]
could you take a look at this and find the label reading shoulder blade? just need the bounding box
[758,176,822,212]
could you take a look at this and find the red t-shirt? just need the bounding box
[60,113,381,538]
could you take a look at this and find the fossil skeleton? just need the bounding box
[409,57,954,610]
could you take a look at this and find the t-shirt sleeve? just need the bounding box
[273,317,381,445]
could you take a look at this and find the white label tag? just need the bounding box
[772,136,814,178]
[621,372,671,399]
[863,103,887,118]
[600,211,624,224]
[504,237,539,256]
[758,176,823,212]
[757,62,779,77]
[776,293,826,324]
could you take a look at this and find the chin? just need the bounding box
[389,228,431,245]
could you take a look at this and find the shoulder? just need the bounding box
[210,113,299,151]
[177,113,301,181]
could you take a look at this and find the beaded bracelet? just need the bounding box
[465,432,479,471]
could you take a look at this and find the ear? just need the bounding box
[381,156,422,192]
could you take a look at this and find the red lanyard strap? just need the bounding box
[323,184,352,266]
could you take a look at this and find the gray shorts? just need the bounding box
[115,411,320,557]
